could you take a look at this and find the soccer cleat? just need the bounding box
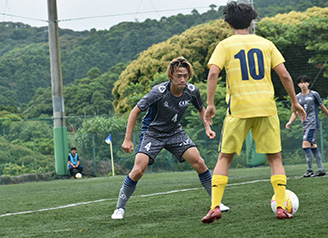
[276,207,293,219]
[220,203,230,212]
[311,170,326,177]
[111,208,125,219]
[303,170,313,177]
[201,206,221,223]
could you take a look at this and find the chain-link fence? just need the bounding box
[1,114,328,178]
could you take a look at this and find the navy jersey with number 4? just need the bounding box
[137,82,203,134]
[297,90,323,129]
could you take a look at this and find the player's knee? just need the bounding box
[130,166,145,179]
[191,157,207,171]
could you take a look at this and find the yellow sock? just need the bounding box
[271,175,287,209]
[211,175,228,210]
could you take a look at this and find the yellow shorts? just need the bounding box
[219,114,281,155]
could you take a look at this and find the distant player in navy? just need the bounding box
[111,57,230,219]
[68,147,83,179]
[286,75,328,177]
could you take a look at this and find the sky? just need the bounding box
[0,0,228,31]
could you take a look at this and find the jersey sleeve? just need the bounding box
[187,84,204,110]
[137,84,166,112]
[313,91,323,106]
[271,43,285,69]
[208,41,226,70]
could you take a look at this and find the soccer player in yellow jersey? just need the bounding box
[201,1,306,223]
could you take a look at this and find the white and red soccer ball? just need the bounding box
[271,189,299,215]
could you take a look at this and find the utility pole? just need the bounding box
[47,0,68,175]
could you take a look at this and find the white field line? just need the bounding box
[0,178,272,218]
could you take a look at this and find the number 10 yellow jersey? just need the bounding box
[208,34,285,118]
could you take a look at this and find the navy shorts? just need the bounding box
[136,129,196,165]
[303,128,317,145]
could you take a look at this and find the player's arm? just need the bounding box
[198,106,216,139]
[285,112,298,129]
[206,64,221,126]
[76,156,80,167]
[68,156,74,167]
[274,63,306,121]
[122,105,142,153]
[320,104,328,116]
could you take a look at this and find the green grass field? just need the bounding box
[1,163,327,238]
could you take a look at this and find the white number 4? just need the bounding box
[145,142,152,152]
[171,114,178,123]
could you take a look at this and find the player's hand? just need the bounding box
[205,105,216,126]
[122,139,134,153]
[285,122,292,129]
[206,128,216,139]
[292,103,306,122]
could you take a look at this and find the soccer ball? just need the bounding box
[75,173,82,179]
[271,189,299,214]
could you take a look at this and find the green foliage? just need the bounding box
[257,7,328,97]
[114,6,328,114]
[0,8,224,107]
[255,0,328,17]
[1,162,52,176]
[24,63,126,118]
[0,137,55,175]
[73,116,128,162]
[113,19,232,113]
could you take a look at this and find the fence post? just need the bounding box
[92,134,97,175]
[320,120,325,161]
[33,134,38,181]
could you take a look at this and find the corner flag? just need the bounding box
[105,133,115,176]
[105,134,112,144]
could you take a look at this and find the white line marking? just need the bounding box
[0,178,271,218]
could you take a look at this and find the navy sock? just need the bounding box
[198,169,212,197]
[116,175,138,210]
[311,148,324,171]
[304,148,313,171]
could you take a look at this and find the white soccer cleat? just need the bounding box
[111,208,125,219]
[220,203,230,212]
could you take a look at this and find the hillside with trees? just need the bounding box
[1,0,327,110]
[113,6,328,113]
[0,7,223,108]
[1,2,328,176]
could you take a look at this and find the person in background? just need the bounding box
[286,75,327,177]
[68,147,83,179]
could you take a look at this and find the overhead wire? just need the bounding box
[148,0,161,19]
[0,5,213,24]
[134,0,144,21]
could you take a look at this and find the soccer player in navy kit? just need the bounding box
[286,75,328,177]
[111,57,230,219]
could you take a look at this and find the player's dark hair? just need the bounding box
[167,57,193,79]
[71,147,77,151]
[223,1,257,29]
[297,75,310,84]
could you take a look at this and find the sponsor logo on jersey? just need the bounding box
[158,86,166,93]
[179,100,190,107]
[188,84,195,91]
[305,96,312,101]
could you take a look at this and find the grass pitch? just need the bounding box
[0,163,327,238]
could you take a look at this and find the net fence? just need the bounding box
[1,112,328,177]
